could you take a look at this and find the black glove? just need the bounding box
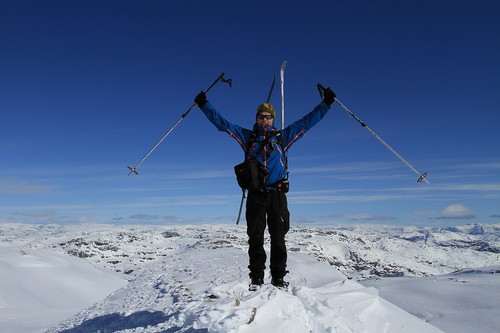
[323,87,336,106]
[194,91,207,107]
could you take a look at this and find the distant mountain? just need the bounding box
[40,223,499,280]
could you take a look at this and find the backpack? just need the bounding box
[234,130,289,192]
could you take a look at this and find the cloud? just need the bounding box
[320,213,397,223]
[490,214,500,219]
[129,214,161,221]
[0,178,55,194]
[15,211,56,218]
[8,211,100,224]
[437,204,475,220]
[126,214,198,224]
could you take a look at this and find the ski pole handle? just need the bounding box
[184,73,232,117]
[205,73,232,95]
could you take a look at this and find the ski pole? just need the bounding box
[236,189,246,225]
[317,84,429,184]
[128,73,232,175]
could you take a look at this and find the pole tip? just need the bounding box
[127,166,139,176]
[417,172,429,184]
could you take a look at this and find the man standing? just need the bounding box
[195,86,336,290]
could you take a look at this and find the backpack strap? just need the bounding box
[244,131,257,159]
[274,131,288,171]
[245,129,288,173]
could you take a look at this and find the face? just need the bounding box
[256,112,274,127]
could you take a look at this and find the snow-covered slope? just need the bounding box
[362,266,500,333]
[0,244,126,333]
[0,222,499,332]
[46,246,442,333]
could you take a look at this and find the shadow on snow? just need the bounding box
[57,310,207,333]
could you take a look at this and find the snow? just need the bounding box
[0,244,126,333]
[44,248,441,333]
[0,223,499,332]
[361,267,500,333]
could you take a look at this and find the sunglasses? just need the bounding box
[256,114,274,120]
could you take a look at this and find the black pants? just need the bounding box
[246,190,290,280]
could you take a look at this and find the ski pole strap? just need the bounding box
[205,73,232,95]
[317,83,326,99]
[218,73,232,88]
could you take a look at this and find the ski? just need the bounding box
[266,70,276,104]
[280,60,287,129]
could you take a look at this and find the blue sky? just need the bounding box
[1,0,499,226]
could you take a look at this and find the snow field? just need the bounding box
[1,222,498,332]
[46,246,443,332]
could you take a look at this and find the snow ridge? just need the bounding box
[46,245,443,333]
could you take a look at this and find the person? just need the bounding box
[194,85,336,290]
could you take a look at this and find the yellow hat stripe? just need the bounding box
[256,103,276,118]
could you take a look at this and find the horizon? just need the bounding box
[2,219,498,232]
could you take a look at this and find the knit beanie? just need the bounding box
[256,103,276,119]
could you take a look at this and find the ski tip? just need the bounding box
[417,172,429,184]
[127,166,139,176]
[281,60,287,69]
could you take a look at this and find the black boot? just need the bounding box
[249,277,264,291]
[271,277,289,289]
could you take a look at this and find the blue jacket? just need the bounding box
[200,101,331,189]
